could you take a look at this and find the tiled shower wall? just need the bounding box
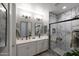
[49,5,79,52]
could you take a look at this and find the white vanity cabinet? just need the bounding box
[16,39,48,56]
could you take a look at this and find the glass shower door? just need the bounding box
[50,24,58,50]
[50,21,72,55]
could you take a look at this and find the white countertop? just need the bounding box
[16,36,48,45]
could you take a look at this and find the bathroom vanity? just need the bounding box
[16,9,49,56]
[16,36,48,56]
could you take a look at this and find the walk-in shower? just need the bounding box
[49,15,79,55]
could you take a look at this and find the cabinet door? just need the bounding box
[36,40,43,54]
[28,42,37,56]
[42,39,48,51]
[17,46,26,56]
[17,44,29,56]
[17,42,37,56]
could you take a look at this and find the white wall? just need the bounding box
[16,3,49,36]
[16,3,49,26]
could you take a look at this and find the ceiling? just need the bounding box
[16,3,79,15]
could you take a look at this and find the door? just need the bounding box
[50,21,72,55]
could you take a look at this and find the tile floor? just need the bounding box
[37,50,60,56]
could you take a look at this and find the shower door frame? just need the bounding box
[49,17,79,50]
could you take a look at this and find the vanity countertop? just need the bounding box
[16,36,48,45]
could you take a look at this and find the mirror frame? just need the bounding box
[35,22,43,36]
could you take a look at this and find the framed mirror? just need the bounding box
[20,21,32,37]
[0,3,7,47]
[20,21,28,37]
[35,22,43,36]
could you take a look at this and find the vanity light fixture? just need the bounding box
[62,6,67,9]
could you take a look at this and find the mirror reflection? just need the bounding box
[0,4,7,47]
